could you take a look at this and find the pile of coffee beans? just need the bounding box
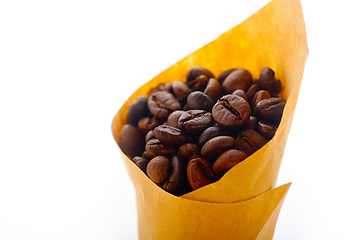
[118,66,286,195]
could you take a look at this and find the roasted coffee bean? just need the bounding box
[221,69,253,94]
[187,91,214,112]
[251,90,271,114]
[246,83,260,103]
[146,156,170,184]
[187,158,215,190]
[147,91,181,120]
[178,143,200,162]
[171,81,191,103]
[132,156,149,173]
[259,67,281,94]
[145,139,177,158]
[213,149,248,174]
[255,97,286,123]
[167,110,185,129]
[232,89,247,101]
[126,96,149,126]
[148,82,172,96]
[212,94,251,128]
[178,110,214,135]
[161,156,185,194]
[240,116,259,133]
[142,151,151,161]
[204,78,222,102]
[145,130,155,143]
[186,66,214,82]
[198,125,229,147]
[236,130,268,156]
[153,125,192,146]
[187,75,209,92]
[258,120,278,140]
[218,69,237,84]
[138,116,162,133]
[201,135,236,160]
[118,124,145,158]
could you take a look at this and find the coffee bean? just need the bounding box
[221,69,253,94]
[177,143,200,162]
[258,120,278,140]
[145,139,177,158]
[236,130,268,156]
[146,156,170,184]
[171,81,191,103]
[251,90,271,114]
[126,96,149,126]
[255,97,286,123]
[198,125,229,147]
[167,110,185,129]
[161,156,185,194]
[118,124,145,158]
[187,158,215,190]
[246,83,260,103]
[259,67,281,94]
[153,125,192,146]
[201,135,236,160]
[186,66,214,82]
[240,116,259,133]
[212,94,251,128]
[147,91,181,120]
[232,89,247,101]
[204,78,222,102]
[149,82,172,96]
[218,69,237,84]
[178,110,214,135]
[145,130,156,143]
[187,91,214,112]
[138,116,162,133]
[187,75,209,92]
[132,156,149,173]
[213,149,248,174]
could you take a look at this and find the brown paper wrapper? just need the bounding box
[111,0,308,238]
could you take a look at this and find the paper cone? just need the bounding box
[111,0,308,238]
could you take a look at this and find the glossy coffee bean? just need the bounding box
[240,116,259,133]
[186,66,214,82]
[177,143,200,162]
[132,156,149,173]
[145,139,177,158]
[138,116,162,133]
[187,158,215,190]
[221,69,253,94]
[204,78,222,102]
[236,130,268,156]
[147,91,181,120]
[213,149,248,174]
[198,125,229,147]
[258,120,278,140]
[212,94,251,128]
[142,151,151,161]
[148,82,172,96]
[187,91,214,112]
[126,96,149,126]
[218,69,236,84]
[201,135,236,160]
[171,81,191,103]
[255,97,286,123]
[246,83,260,103]
[161,156,185,194]
[259,67,281,94]
[178,110,214,135]
[187,75,208,92]
[153,125,192,146]
[251,90,271,114]
[118,124,145,158]
[232,89,247,101]
[146,156,170,184]
[167,110,185,129]
[145,130,156,143]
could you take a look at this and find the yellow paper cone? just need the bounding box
[111,0,308,238]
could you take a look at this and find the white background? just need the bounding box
[1,0,360,239]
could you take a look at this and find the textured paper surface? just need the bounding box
[111,0,308,238]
